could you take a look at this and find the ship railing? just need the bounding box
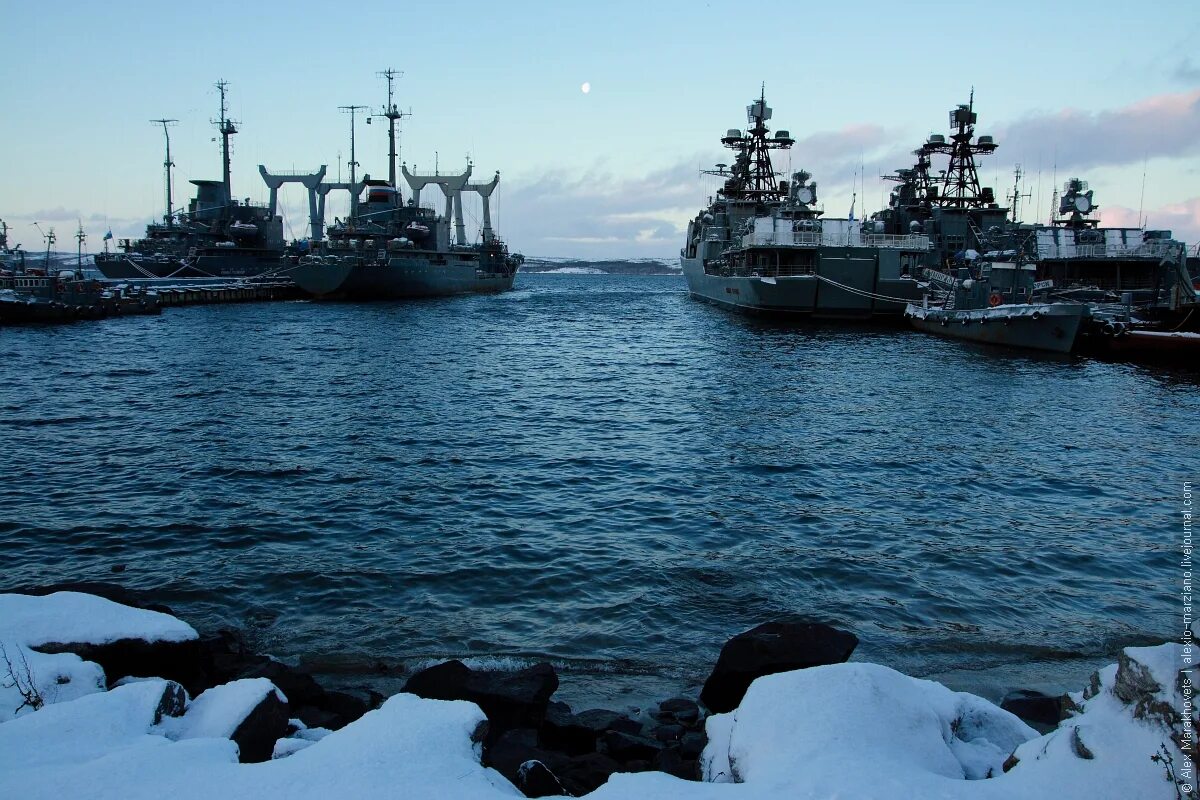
[1036,240,1178,260]
[740,231,930,250]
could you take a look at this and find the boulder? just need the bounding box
[38,637,208,696]
[700,621,858,713]
[516,760,567,798]
[999,689,1071,731]
[679,730,707,760]
[600,729,662,763]
[575,708,641,736]
[553,752,623,797]
[651,723,685,743]
[653,745,699,780]
[654,697,700,727]
[153,680,188,724]
[404,660,559,736]
[230,688,291,763]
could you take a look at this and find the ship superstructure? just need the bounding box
[94,81,284,280]
[285,70,521,300]
[681,91,929,317]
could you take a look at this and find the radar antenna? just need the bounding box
[712,86,794,205]
[918,90,998,208]
[150,118,179,225]
[212,81,239,206]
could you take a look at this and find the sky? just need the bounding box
[1,0,1198,259]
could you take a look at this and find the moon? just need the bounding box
[581,82,591,94]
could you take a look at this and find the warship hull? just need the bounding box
[94,251,283,281]
[291,254,515,299]
[681,253,921,318]
[904,302,1088,354]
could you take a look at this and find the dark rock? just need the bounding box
[1070,727,1094,760]
[575,709,641,736]
[624,759,651,772]
[317,690,371,727]
[999,689,1070,731]
[653,746,699,781]
[38,637,208,697]
[654,697,700,727]
[404,660,559,737]
[237,660,324,707]
[540,701,598,756]
[1002,753,1020,773]
[517,760,567,798]
[485,729,564,792]
[679,731,707,760]
[600,729,661,763]
[230,688,290,763]
[554,752,622,797]
[700,621,858,713]
[153,680,188,724]
[652,723,684,743]
[294,705,340,731]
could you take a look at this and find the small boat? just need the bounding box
[906,253,1089,354]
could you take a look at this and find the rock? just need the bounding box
[651,723,684,743]
[653,746,698,780]
[1002,753,1020,772]
[540,701,598,756]
[1070,727,1094,760]
[517,760,567,798]
[999,689,1070,730]
[13,582,175,616]
[575,709,641,736]
[600,729,661,763]
[485,729,564,792]
[1113,648,1181,730]
[236,660,325,707]
[700,621,858,713]
[654,697,700,727]
[679,730,707,760]
[230,687,291,763]
[38,637,208,697]
[294,705,341,731]
[404,660,559,737]
[316,690,371,728]
[153,680,188,724]
[554,752,622,797]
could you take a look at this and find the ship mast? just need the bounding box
[714,87,794,206]
[212,80,238,206]
[371,69,411,189]
[918,90,997,208]
[75,221,86,275]
[339,104,368,214]
[1007,164,1032,223]
[150,118,178,225]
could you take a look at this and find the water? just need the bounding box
[1,274,1193,706]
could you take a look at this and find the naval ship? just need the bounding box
[286,72,522,299]
[94,81,284,280]
[681,92,929,318]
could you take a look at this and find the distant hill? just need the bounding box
[519,257,680,275]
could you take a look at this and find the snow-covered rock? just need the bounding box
[0,592,197,647]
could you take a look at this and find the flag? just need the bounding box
[848,193,856,221]
[103,230,113,241]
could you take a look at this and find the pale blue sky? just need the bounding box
[2,0,1197,257]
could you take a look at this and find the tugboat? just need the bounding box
[681,91,929,318]
[905,250,1089,354]
[94,81,285,280]
[288,71,522,300]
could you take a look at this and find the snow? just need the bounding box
[0,590,1192,800]
[163,678,286,741]
[0,592,198,647]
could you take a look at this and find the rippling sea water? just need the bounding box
[1,274,1194,705]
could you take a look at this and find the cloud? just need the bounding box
[996,89,1200,171]
[28,206,84,222]
[501,160,702,258]
[1101,197,1200,244]
[1174,58,1200,85]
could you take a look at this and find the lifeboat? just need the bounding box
[228,221,259,238]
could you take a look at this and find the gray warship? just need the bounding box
[94,81,284,280]
[681,92,929,318]
[286,71,521,300]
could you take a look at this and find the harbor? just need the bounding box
[2,4,1197,797]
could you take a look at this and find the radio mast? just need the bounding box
[150,118,178,225]
[212,81,238,206]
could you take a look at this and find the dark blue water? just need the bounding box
[0,274,1193,704]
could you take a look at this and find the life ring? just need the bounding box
[988,292,1002,307]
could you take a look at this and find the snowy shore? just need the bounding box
[0,590,1193,799]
